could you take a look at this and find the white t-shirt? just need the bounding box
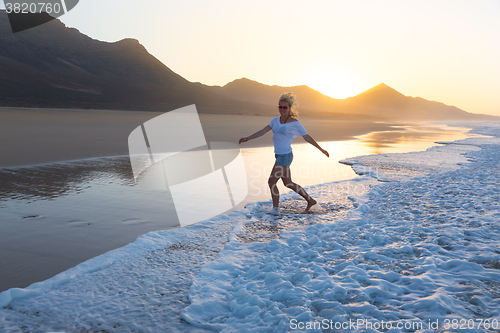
[269,117,308,154]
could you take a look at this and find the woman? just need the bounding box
[239,92,329,215]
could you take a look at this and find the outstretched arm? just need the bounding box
[302,134,329,157]
[239,125,272,144]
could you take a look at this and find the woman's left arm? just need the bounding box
[302,134,329,157]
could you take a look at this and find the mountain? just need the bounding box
[203,78,345,116]
[339,83,476,120]
[0,10,495,121]
[211,79,495,121]
[0,10,271,115]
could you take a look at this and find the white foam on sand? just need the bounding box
[1,122,500,332]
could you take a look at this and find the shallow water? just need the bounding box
[0,123,479,292]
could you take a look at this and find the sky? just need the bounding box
[3,0,500,115]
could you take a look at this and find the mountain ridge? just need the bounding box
[210,78,492,121]
[0,10,496,121]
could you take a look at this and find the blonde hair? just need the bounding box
[278,92,299,118]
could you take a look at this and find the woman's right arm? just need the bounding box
[239,125,272,144]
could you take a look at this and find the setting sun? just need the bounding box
[42,0,500,115]
[302,67,364,99]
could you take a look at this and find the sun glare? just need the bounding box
[303,70,363,100]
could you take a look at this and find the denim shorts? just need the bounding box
[275,152,293,167]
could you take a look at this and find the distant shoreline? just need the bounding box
[0,107,398,168]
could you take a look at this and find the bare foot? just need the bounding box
[303,198,317,213]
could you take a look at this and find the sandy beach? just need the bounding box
[0,107,395,168]
[0,108,477,294]
[0,107,398,292]
[0,122,498,332]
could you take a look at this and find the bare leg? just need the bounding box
[268,164,285,208]
[281,167,317,212]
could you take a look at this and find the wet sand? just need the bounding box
[0,107,394,168]
[3,107,474,293]
[0,107,400,292]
